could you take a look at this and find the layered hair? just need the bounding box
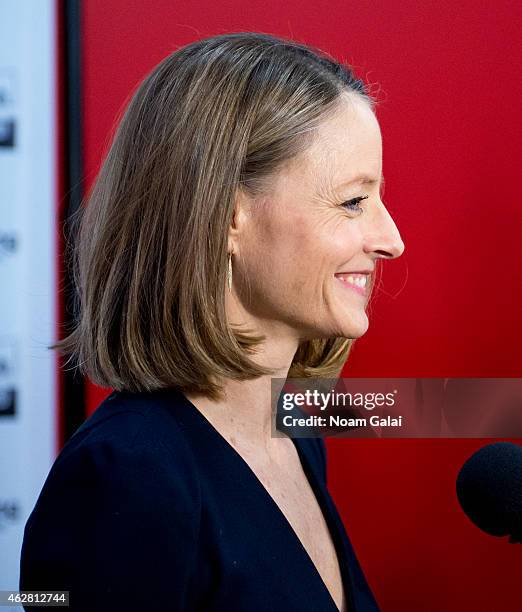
[53,32,375,400]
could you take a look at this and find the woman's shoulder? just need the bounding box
[53,389,190,468]
[64,389,191,448]
[20,388,202,601]
[29,388,202,529]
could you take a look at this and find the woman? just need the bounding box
[20,32,404,611]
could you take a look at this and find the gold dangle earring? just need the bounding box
[227,252,233,292]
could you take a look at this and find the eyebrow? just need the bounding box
[336,173,385,189]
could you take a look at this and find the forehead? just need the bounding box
[300,94,382,187]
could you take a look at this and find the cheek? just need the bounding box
[279,218,334,284]
[243,208,359,286]
[249,209,311,267]
[327,222,362,259]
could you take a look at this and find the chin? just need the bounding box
[339,327,368,340]
[295,309,369,340]
[339,314,369,339]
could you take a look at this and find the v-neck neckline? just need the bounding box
[174,390,356,612]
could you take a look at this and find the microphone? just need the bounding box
[456,442,522,544]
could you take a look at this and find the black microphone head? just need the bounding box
[456,442,522,543]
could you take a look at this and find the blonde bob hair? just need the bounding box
[53,31,375,400]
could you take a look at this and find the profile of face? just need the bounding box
[229,92,405,342]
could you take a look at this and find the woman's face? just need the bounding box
[232,93,405,341]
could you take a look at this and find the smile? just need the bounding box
[334,273,369,296]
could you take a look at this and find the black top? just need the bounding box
[20,388,379,611]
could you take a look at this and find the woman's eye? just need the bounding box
[341,195,369,212]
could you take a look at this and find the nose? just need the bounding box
[363,201,405,260]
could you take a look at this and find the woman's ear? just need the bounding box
[228,187,251,253]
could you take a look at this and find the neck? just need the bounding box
[185,331,299,457]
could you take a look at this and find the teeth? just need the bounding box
[339,274,367,287]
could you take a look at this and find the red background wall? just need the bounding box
[79,1,522,609]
